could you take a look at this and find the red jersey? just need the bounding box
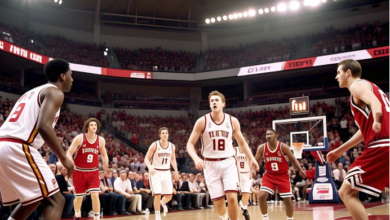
[74,133,100,171]
[350,79,389,148]
[263,141,289,175]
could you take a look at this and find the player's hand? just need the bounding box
[173,171,179,182]
[326,149,343,164]
[149,166,157,176]
[61,157,74,176]
[195,158,205,170]
[372,121,381,133]
[251,160,260,172]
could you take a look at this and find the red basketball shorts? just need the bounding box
[345,140,389,197]
[260,172,292,198]
[72,170,100,196]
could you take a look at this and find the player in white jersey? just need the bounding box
[0,59,74,220]
[145,127,179,220]
[235,133,252,220]
[187,91,259,220]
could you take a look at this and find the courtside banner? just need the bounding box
[0,40,50,64]
[238,62,285,76]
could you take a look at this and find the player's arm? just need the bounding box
[144,142,157,175]
[170,144,179,182]
[350,81,383,132]
[186,117,205,169]
[66,134,82,163]
[327,130,363,164]
[232,117,259,171]
[254,144,265,166]
[281,143,306,179]
[99,137,109,173]
[38,88,74,173]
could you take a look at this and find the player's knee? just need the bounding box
[259,192,268,200]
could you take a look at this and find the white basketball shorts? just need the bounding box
[204,157,240,201]
[150,169,173,195]
[239,172,252,194]
[0,140,59,206]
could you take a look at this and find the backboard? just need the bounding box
[272,116,329,155]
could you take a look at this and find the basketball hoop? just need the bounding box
[291,142,304,159]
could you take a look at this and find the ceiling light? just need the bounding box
[205,18,210,24]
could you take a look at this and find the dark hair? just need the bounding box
[43,59,70,82]
[266,129,278,135]
[337,59,362,78]
[82,118,101,133]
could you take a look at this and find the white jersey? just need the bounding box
[201,113,235,159]
[151,141,173,170]
[235,146,250,172]
[0,84,60,149]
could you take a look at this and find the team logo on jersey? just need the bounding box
[277,151,281,156]
[208,122,211,128]
[265,153,268,155]
[82,144,86,148]
[226,122,230,129]
[52,179,57,188]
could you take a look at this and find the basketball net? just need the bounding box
[291,142,304,159]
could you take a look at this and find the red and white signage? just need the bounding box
[238,46,389,77]
[101,68,153,79]
[238,62,285,76]
[0,40,50,64]
[313,183,333,200]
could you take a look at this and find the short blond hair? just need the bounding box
[208,90,226,103]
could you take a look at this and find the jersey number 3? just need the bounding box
[9,103,26,122]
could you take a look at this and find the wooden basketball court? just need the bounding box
[68,201,389,220]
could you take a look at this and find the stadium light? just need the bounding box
[223,15,228,20]
[217,16,222,21]
[277,3,287,12]
[228,14,233,20]
[290,1,300,10]
[243,12,248,17]
[205,18,210,24]
[322,0,327,2]
[233,13,238,19]
[59,0,62,4]
[248,9,256,16]
[31,39,34,43]
[211,17,216,23]
[271,6,276,12]
[258,9,264,14]
[105,48,108,51]
[238,13,243,18]
[103,51,107,56]
[54,0,58,2]
[264,8,270,13]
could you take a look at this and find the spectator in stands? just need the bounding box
[133,172,154,213]
[180,174,201,209]
[102,170,130,215]
[114,170,142,214]
[55,168,74,218]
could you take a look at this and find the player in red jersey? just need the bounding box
[66,118,109,220]
[327,59,389,220]
[255,129,306,220]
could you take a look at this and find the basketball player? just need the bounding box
[235,133,252,220]
[187,91,259,220]
[144,127,179,220]
[254,129,306,220]
[327,59,389,220]
[0,59,74,220]
[66,118,109,220]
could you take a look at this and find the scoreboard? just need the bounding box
[290,96,309,115]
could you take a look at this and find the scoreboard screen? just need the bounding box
[290,96,309,115]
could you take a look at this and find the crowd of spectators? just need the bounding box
[1,21,389,72]
[115,47,197,72]
[0,23,109,67]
